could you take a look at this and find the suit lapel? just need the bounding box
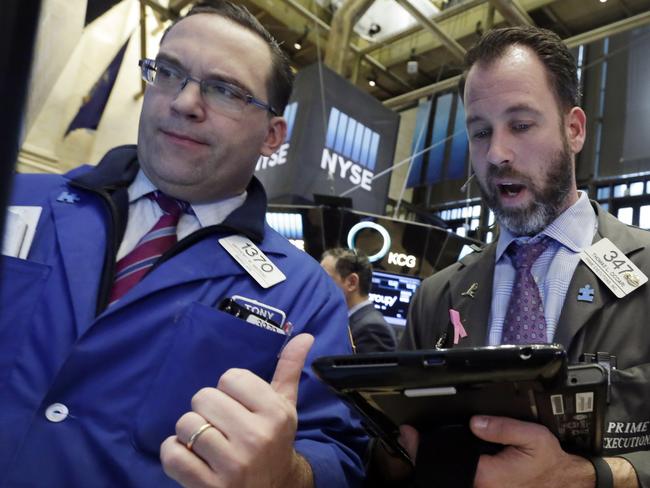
[447,244,496,347]
[554,261,611,349]
[556,203,646,351]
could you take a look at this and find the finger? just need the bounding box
[191,387,254,443]
[160,435,218,488]
[175,411,229,473]
[271,333,314,405]
[470,415,546,450]
[398,424,420,460]
[216,367,277,413]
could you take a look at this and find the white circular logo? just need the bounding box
[346,221,392,263]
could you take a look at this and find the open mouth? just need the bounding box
[498,183,526,197]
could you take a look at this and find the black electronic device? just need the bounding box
[217,298,286,335]
[312,344,607,461]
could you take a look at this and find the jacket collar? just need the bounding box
[68,144,268,243]
[52,145,272,328]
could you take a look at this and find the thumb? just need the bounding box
[470,415,541,450]
[398,424,420,461]
[271,333,314,405]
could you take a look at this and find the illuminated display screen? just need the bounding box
[369,270,422,327]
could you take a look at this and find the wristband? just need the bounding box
[589,457,613,488]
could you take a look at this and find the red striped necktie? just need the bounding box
[109,191,190,305]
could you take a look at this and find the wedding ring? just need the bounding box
[186,422,213,451]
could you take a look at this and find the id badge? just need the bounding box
[580,238,648,298]
[231,295,286,328]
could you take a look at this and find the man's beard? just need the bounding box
[477,140,574,237]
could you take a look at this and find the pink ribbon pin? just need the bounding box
[449,308,468,345]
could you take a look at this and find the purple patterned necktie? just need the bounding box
[109,191,189,305]
[501,237,552,344]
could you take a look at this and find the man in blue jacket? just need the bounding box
[0,2,366,487]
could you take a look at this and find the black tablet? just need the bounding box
[312,344,606,459]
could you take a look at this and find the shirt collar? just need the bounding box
[348,299,374,317]
[129,170,247,228]
[495,191,596,262]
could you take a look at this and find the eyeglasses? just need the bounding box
[139,58,278,116]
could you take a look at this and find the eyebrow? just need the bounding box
[154,52,256,96]
[466,103,544,126]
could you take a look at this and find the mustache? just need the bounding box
[486,165,533,186]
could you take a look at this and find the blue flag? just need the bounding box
[65,39,129,136]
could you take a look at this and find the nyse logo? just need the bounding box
[321,107,380,192]
[387,252,417,269]
[321,149,372,190]
[256,102,297,173]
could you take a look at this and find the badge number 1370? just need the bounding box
[580,238,648,298]
[219,235,286,289]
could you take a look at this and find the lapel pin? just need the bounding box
[56,191,80,204]
[577,284,595,303]
[461,282,478,299]
[449,308,468,345]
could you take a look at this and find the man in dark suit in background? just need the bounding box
[321,248,397,353]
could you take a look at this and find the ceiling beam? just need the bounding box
[488,0,534,26]
[140,0,173,20]
[363,0,555,76]
[564,9,650,48]
[324,0,374,75]
[394,0,466,63]
[383,9,650,110]
[168,0,193,12]
[280,0,415,89]
[360,0,487,56]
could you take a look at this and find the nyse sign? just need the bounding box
[323,108,380,192]
[320,148,373,191]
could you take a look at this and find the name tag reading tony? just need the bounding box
[219,235,286,289]
[579,238,648,298]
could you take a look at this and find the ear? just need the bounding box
[260,116,287,156]
[564,106,586,154]
[344,272,360,293]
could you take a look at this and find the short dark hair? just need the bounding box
[459,25,580,111]
[161,0,294,114]
[322,248,373,296]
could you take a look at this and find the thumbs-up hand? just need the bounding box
[161,334,315,488]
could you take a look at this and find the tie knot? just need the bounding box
[508,236,551,270]
[148,191,190,218]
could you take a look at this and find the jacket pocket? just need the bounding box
[601,363,650,454]
[0,256,51,387]
[131,301,287,456]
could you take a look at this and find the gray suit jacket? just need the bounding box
[350,303,397,353]
[402,202,650,486]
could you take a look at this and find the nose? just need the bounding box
[170,78,205,120]
[485,128,513,167]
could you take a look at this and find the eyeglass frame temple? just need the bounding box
[138,58,279,116]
